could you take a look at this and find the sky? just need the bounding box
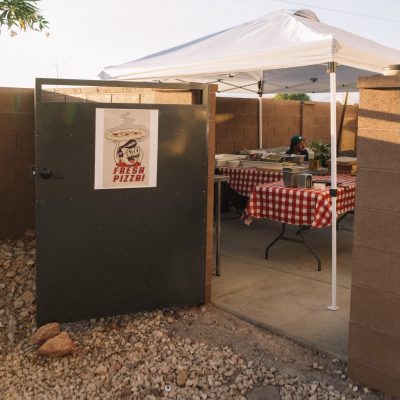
[1,0,400,101]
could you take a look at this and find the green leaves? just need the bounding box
[309,140,331,162]
[274,93,311,101]
[0,0,48,33]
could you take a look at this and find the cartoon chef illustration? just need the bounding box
[105,113,150,167]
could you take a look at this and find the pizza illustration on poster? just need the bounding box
[95,108,159,189]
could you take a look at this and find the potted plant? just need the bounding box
[309,140,331,169]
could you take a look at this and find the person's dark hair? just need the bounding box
[117,139,137,157]
[290,135,303,149]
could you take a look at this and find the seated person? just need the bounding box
[286,135,309,161]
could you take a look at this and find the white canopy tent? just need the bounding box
[100,9,400,310]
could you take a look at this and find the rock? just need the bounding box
[86,382,97,394]
[128,335,138,344]
[22,291,35,305]
[310,383,318,394]
[14,299,24,310]
[176,370,188,386]
[31,322,61,344]
[7,316,17,334]
[95,365,108,375]
[38,332,75,357]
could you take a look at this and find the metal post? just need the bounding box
[258,80,264,149]
[216,179,222,276]
[328,62,339,311]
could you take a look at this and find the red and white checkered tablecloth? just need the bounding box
[244,174,356,229]
[219,167,282,197]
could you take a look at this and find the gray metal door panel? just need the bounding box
[35,80,208,324]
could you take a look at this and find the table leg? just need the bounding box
[298,226,322,271]
[265,223,286,259]
[265,223,321,271]
[215,180,222,276]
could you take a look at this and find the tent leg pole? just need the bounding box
[328,62,339,311]
[258,95,263,149]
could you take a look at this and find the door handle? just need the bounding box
[39,167,63,179]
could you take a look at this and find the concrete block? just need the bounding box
[357,130,400,171]
[154,91,192,104]
[216,140,235,154]
[65,94,87,102]
[86,94,112,103]
[226,100,247,114]
[0,131,17,151]
[0,168,14,190]
[349,321,400,377]
[41,93,67,102]
[353,207,400,255]
[348,358,400,399]
[227,127,244,139]
[235,114,257,128]
[0,90,34,113]
[139,92,155,103]
[350,284,400,339]
[0,209,14,230]
[13,184,34,207]
[16,130,34,152]
[0,193,13,209]
[355,169,400,213]
[235,138,254,152]
[56,86,99,95]
[0,113,34,132]
[359,89,400,130]
[216,99,228,113]
[243,127,258,140]
[358,75,400,90]
[0,151,16,165]
[15,148,34,164]
[14,167,34,186]
[216,126,227,142]
[14,206,34,228]
[244,100,258,114]
[352,245,400,297]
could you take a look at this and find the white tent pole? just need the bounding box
[258,95,263,149]
[328,62,339,311]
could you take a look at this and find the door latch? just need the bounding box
[39,167,63,179]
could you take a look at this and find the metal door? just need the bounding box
[35,79,209,324]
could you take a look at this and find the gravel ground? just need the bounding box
[0,234,384,400]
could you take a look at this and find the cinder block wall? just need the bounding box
[348,75,400,398]
[0,88,35,239]
[216,97,358,153]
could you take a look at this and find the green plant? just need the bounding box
[274,93,311,101]
[309,140,331,166]
[0,0,48,33]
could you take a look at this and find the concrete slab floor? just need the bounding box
[212,212,354,360]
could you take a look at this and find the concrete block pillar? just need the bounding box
[348,75,400,398]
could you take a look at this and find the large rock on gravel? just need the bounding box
[31,322,60,344]
[176,370,188,386]
[38,332,75,357]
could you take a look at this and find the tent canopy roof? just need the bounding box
[99,9,400,94]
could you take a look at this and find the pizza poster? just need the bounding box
[94,108,159,189]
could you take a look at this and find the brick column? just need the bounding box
[348,75,400,398]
